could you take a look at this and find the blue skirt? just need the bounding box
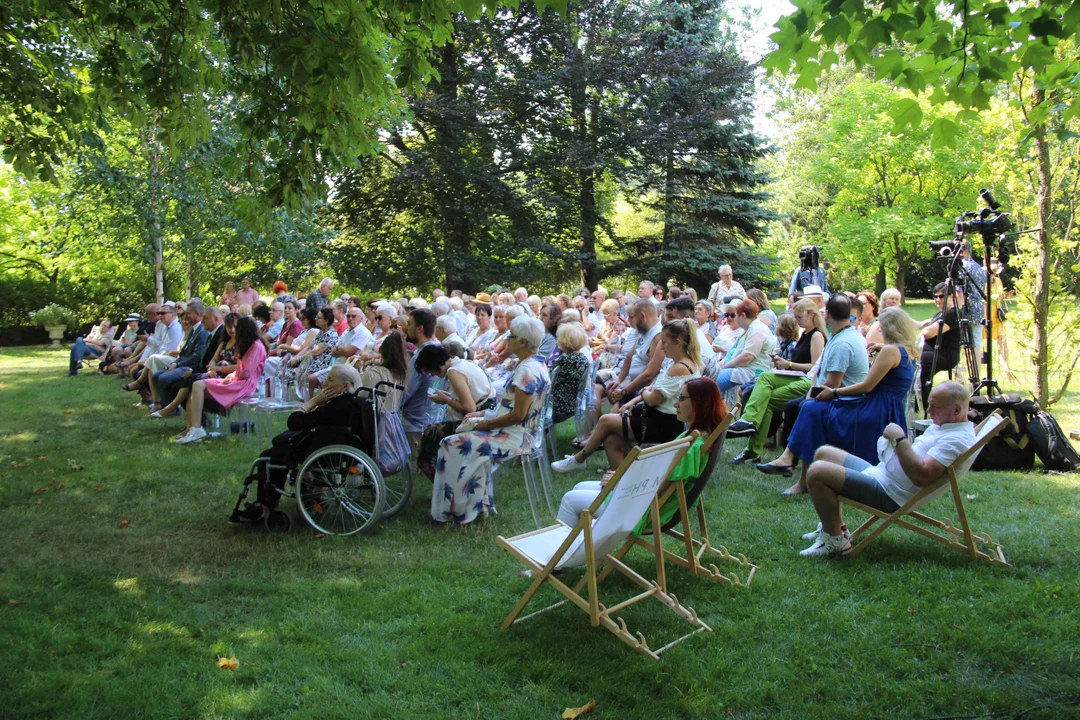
[788,392,909,465]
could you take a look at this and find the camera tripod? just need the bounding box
[924,239,1001,414]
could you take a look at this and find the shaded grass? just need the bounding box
[1,346,1079,719]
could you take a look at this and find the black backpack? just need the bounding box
[1027,410,1080,472]
[967,394,1039,471]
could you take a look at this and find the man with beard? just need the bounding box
[596,299,663,412]
[400,308,439,457]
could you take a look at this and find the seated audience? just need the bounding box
[727,298,826,464]
[756,295,869,492]
[68,318,113,376]
[314,304,372,386]
[798,381,975,556]
[332,300,349,336]
[153,312,239,419]
[711,302,743,354]
[360,331,409,411]
[465,304,497,357]
[400,308,439,451]
[98,314,142,374]
[537,303,562,363]
[149,307,223,414]
[175,316,267,444]
[550,323,591,424]
[415,344,496,480]
[596,299,663,414]
[103,307,157,372]
[121,303,184,398]
[556,377,725,528]
[554,318,701,473]
[879,287,902,309]
[695,301,718,343]
[434,314,464,347]
[665,297,716,364]
[142,300,210,408]
[431,316,551,524]
[855,289,880,338]
[746,288,776,330]
[713,299,776,392]
[264,305,318,379]
[287,307,339,390]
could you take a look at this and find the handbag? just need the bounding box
[374,407,410,476]
[622,402,652,443]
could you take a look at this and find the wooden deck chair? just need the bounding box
[497,435,710,661]
[603,413,757,588]
[841,410,1012,565]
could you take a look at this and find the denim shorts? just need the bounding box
[841,455,901,513]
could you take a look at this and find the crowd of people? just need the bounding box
[64,261,1005,554]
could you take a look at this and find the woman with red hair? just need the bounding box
[554,376,727,527]
[272,280,289,296]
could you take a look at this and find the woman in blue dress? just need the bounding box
[785,307,919,493]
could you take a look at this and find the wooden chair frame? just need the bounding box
[497,437,711,661]
[603,413,757,588]
[841,410,1012,566]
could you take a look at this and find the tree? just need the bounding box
[1,0,520,206]
[765,0,1080,405]
[611,0,776,294]
[768,72,986,298]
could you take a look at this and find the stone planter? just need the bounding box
[45,325,66,348]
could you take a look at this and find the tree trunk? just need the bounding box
[894,258,906,302]
[146,120,165,304]
[432,39,473,294]
[184,244,195,301]
[569,32,597,291]
[1032,88,1053,406]
[875,260,887,296]
[579,168,597,290]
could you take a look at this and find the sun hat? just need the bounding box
[123,313,142,323]
[801,285,825,298]
[475,292,492,303]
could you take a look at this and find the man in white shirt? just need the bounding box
[798,381,976,556]
[138,302,184,362]
[433,314,464,347]
[309,306,373,392]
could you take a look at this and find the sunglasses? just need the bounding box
[348,313,363,318]
[933,294,945,299]
[725,313,737,318]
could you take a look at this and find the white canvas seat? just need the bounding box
[841,410,1011,565]
[497,435,712,660]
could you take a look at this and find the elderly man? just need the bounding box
[148,303,219,409]
[708,265,747,305]
[68,318,113,375]
[638,280,658,306]
[331,300,349,335]
[514,287,529,303]
[306,277,334,312]
[714,299,775,392]
[798,381,976,556]
[132,300,206,404]
[433,314,464,347]
[265,301,286,342]
[309,305,372,393]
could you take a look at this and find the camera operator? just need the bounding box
[788,246,829,305]
[919,282,964,409]
[958,241,987,364]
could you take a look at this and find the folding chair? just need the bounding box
[840,410,1012,565]
[497,436,710,661]
[603,413,757,588]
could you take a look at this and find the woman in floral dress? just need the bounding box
[431,316,551,524]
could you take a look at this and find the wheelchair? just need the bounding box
[231,381,413,535]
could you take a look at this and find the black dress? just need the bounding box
[920,307,961,406]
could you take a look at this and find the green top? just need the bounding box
[631,433,708,536]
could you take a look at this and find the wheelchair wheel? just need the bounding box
[264,509,292,533]
[379,464,414,519]
[295,445,385,536]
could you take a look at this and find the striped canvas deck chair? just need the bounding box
[602,413,757,588]
[497,435,710,660]
[841,410,1012,565]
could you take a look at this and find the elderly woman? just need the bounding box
[230,364,366,523]
[711,302,743,355]
[550,323,591,424]
[553,319,701,473]
[708,264,747,305]
[695,301,718,343]
[431,316,551,524]
[879,287,902,309]
[465,303,497,356]
[415,343,496,480]
[288,307,339,383]
[264,306,319,379]
[175,316,267,444]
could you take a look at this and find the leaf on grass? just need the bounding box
[93,486,103,492]
[8,599,26,606]
[68,459,83,472]
[10,461,29,468]
[37,456,47,461]
[57,483,66,490]
[32,487,48,494]
[218,656,239,670]
[33,500,42,505]
[908,606,917,615]
[966,493,978,500]
[63,410,73,415]
[562,700,596,719]
[118,520,131,529]
[313,533,326,539]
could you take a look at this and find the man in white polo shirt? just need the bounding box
[308,305,372,393]
[797,381,976,556]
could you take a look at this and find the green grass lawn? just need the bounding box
[2,346,1079,719]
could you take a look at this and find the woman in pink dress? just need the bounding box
[175,316,267,444]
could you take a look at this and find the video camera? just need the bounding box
[798,245,821,271]
[953,189,1012,242]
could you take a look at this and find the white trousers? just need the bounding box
[557,481,607,526]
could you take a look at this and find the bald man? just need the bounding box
[798,381,976,556]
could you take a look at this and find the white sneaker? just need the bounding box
[799,534,852,557]
[551,455,588,473]
[801,522,850,542]
[174,427,207,445]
